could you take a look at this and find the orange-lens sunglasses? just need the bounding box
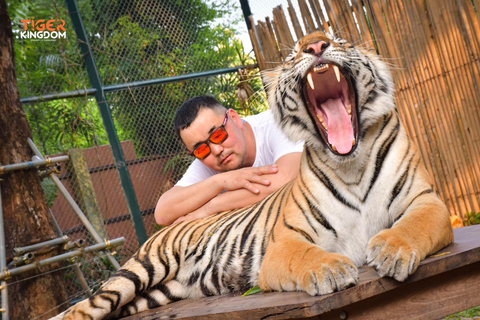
[190,112,229,159]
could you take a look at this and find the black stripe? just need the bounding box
[185,222,210,262]
[214,217,238,250]
[119,303,137,317]
[133,255,155,290]
[306,148,359,211]
[238,236,256,291]
[152,282,182,303]
[233,199,263,227]
[362,114,399,202]
[291,182,337,237]
[378,75,389,93]
[284,92,300,111]
[188,271,200,286]
[264,183,291,245]
[290,189,317,235]
[240,209,261,253]
[145,292,162,309]
[225,237,238,268]
[283,217,315,243]
[157,249,170,283]
[91,289,121,311]
[362,60,373,74]
[199,264,215,296]
[281,115,309,132]
[97,295,115,312]
[388,164,410,209]
[388,155,417,210]
[394,188,434,223]
[211,264,222,294]
[110,270,142,295]
[364,89,378,105]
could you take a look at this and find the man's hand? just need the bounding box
[217,164,279,194]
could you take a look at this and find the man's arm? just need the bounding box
[154,164,280,226]
[171,152,302,224]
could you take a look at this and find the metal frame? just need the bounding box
[0,139,127,318]
[0,186,9,320]
[65,0,148,245]
[20,66,256,105]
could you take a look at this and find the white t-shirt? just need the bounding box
[175,110,304,187]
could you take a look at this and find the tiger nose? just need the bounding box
[305,41,330,55]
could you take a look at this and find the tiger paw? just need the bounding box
[259,251,358,296]
[366,229,421,282]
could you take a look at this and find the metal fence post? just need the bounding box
[65,0,148,245]
[239,0,253,30]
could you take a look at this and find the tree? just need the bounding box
[0,1,68,318]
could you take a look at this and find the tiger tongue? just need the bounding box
[321,98,354,154]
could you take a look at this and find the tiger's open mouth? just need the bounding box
[303,63,359,155]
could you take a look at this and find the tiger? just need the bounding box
[51,31,454,320]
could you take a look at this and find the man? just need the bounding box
[154,96,303,226]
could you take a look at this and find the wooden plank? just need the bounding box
[287,0,304,39]
[351,0,375,50]
[248,16,266,71]
[312,0,330,32]
[123,225,480,320]
[320,262,480,320]
[272,5,295,58]
[265,17,283,65]
[298,0,316,33]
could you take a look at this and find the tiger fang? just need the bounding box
[307,73,315,90]
[333,65,341,82]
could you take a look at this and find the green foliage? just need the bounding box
[446,306,480,319]
[464,211,480,226]
[10,0,107,154]
[242,285,263,296]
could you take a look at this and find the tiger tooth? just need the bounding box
[317,114,328,129]
[347,104,352,115]
[352,138,356,146]
[333,65,341,82]
[307,73,315,89]
[314,64,329,73]
[332,145,337,152]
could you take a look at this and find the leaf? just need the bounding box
[242,286,263,296]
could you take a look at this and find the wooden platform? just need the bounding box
[124,225,480,320]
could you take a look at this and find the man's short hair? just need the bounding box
[174,95,226,140]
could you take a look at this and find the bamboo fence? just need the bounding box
[249,0,480,222]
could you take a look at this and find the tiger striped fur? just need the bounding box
[52,31,453,320]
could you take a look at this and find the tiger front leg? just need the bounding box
[367,195,454,282]
[258,237,358,296]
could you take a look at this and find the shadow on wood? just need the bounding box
[122,225,480,320]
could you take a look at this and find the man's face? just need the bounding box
[180,108,247,172]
